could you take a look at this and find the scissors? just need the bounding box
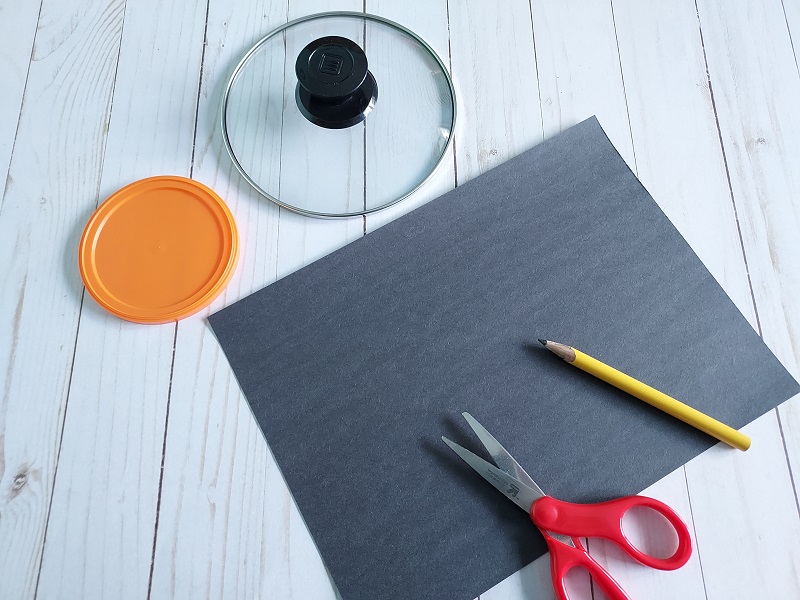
[442,412,693,600]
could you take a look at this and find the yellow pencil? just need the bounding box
[538,339,751,451]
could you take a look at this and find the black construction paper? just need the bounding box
[209,118,799,600]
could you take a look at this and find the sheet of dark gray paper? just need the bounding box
[209,117,799,600]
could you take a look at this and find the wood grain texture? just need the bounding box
[361,1,456,230]
[605,2,765,593]
[446,3,558,598]
[507,2,707,598]
[2,0,800,598]
[612,0,754,319]
[616,0,800,597]
[615,1,800,597]
[696,0,800,379]
[732,1,800,511]
[448,0,543,179]
[707,2,800,511]
[0,0,41,205]
[150,1,361,599]
[531,0,634,166]
[0,0,125,596]
[33,1,210,598]
[691,1,800,596]
[686,411,800,598]
[785,0,800,75]
[520,7,635,598]
[149,0,296,596]
[363,0,457,232]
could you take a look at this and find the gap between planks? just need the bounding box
[31,0,129,593]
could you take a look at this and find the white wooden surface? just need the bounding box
[1,1,799,599]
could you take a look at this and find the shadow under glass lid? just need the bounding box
[221,11,457,218]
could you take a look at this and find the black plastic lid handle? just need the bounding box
[221,11,457,217]
[295,36,378,129]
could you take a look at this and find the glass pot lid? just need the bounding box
[221,12,457,218]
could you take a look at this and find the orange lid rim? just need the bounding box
[78,176,239,325]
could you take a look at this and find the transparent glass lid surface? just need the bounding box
[222,12,457,217]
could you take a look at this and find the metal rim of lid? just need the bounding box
[220,11,458,219]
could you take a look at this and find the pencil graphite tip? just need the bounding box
[537,338,547,346]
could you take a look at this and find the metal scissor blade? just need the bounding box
[462,412,547,498]
[442,436,542,513]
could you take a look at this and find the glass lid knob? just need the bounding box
[294,36,378,129]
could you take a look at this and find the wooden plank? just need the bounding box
[2,2,795,600]
[274,0,364,274]
[783,0,800,75]
[612,0,755,319]
[530,1,707,598]
[531,0,634,166]
[241,3,361,596]
[0,0,41,203]
[586,2,773,598]
[445,3,551,598]
[148,0,294,596]
[777,0,800,525]
[0,0,125,596]
[150,1,362,598]
[448,0,543,180]
[691,0,800,596]
[363,0,456,232]
[277,11,365,220]
[478,2,621,597]
[480,555,559,600]
[31,1,210,598]
[686,411,800,597]
[614,0,800,597]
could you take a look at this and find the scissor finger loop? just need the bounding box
[442,412,693,600]
[531,495,692,570]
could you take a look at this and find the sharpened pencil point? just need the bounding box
[538,338,547,346]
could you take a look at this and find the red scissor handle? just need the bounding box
[543,533,631,600]
[531,495,693,570]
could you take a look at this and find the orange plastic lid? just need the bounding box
[79,176,239,324]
